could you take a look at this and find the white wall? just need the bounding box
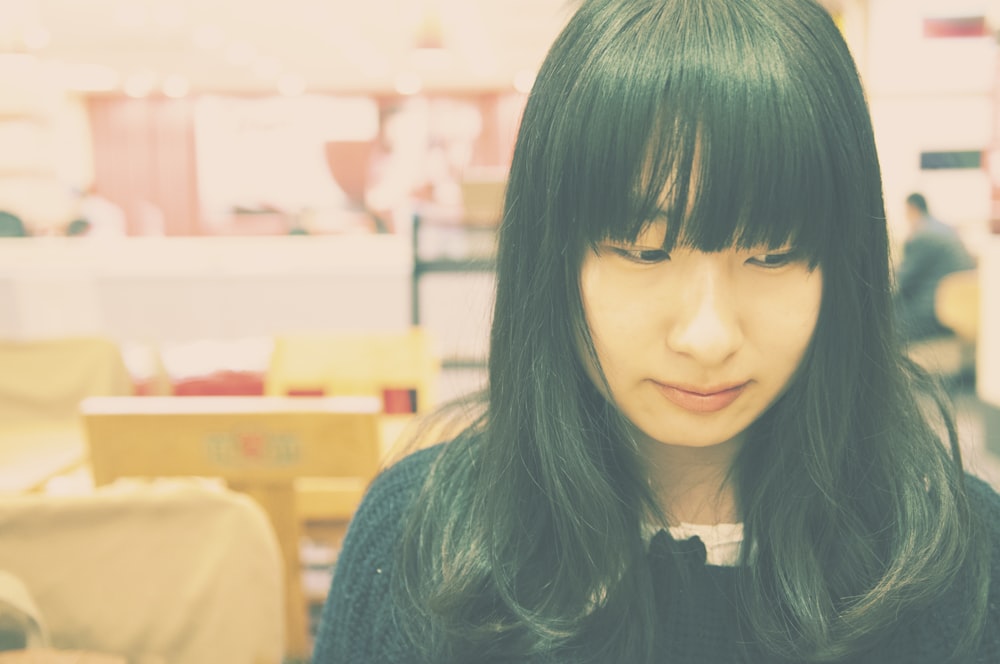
[0,236,413,342]
[853,1,1000,410]
[863,0,997,254]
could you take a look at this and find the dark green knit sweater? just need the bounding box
[313,444,1000,663]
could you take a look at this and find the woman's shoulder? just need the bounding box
[964,473,1000,526]
[311,443,448,663]
[964,472,1000,566]
[379,441,446,488]
[961,473,1000,578]
[963,473,1000,656]
[861,474,1000,662]
[354,442,447,533]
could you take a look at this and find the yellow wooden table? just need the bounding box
[79,396,384,663]
[0,650,126,664]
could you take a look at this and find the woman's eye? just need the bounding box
[746,251,799,268]
[608,247,671,264]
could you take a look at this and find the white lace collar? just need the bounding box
[644,521,745,567]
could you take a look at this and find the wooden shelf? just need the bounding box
[414,258,495,274]
[410,214,497,330]
[442,357,487,370]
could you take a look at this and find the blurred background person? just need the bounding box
[0,211,28,237]
[894,192,975,345]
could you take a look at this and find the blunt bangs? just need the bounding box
[545,0,870,269]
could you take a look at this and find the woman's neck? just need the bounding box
[639,434,743,526]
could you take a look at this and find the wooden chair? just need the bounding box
[909,269,979,378]
[80,395,383,662]
[0,651,125,663]
[264,328,442,526]
[265,327,440,414]
[0,336,132,422]
[0,337,133,493]
[935,269,979,343]
[0,481,284,664]
[460,174,507,227]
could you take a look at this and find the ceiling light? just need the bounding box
[414,8,445,50]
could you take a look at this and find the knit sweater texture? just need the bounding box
[313,444,1000,663]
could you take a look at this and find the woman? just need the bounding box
[314,0,999,661]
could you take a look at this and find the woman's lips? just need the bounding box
[655,381,748,413]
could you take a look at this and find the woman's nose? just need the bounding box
[666,264,744,366]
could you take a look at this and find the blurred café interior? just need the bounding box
[0,0,999,662]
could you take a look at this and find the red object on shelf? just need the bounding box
[286,387,326,397]
[923,16,987,38]
[132,379,156,396]
[171,371,265,396]
[382,388,417,414]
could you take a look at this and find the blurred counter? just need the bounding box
[0,235,413,342]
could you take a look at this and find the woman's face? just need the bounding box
[579,221,822,450]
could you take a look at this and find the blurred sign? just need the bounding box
[204,430,301,466]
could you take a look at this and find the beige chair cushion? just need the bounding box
[0,650,125,664]
[935,269,979,343]
[0,337,132,422]
[0,480,284,664]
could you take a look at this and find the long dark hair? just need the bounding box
[393,0,991,661]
